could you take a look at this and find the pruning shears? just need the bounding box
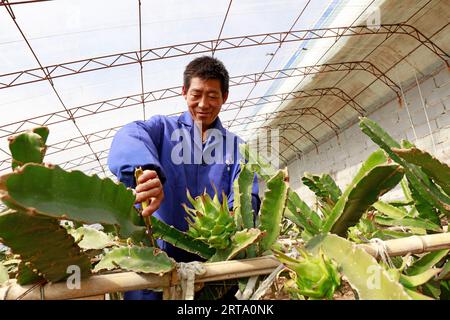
[134,167,156,247]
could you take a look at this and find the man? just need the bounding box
[108,56,260,300]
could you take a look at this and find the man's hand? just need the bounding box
[135,170,164,217]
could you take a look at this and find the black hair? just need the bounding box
[183,56,229,96]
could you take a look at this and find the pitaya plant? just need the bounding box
[184,190,236,250]
[0,127,186,287]
[274,248,340,299]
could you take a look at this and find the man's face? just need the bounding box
[182,77,228,130]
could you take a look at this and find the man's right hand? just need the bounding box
[135,170,164,217]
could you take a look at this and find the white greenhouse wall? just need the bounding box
[287,66,450,206]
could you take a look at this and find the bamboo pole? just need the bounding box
[1,233,449,300]
[359,233,450,258]
[0,271,171,300]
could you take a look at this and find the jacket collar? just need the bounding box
[178,111,227,136]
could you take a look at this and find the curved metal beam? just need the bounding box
[224,106,340,133]
[0,87,356,139]
[1,24,447,90]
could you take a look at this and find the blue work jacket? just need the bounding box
[108,111,260,262]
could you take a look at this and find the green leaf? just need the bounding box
[8,128,48,170]
[400,268,441,287]
[0,209,91,284]
[68,226,116,250]
[233,163,255,231]
[151,216,215,260]
[208,229,262,262]
[0,163,146,241]
[392,147,450,196]
[306,234,411,299]
[259,171,289,253]
[323,150,404,236]
[405,250,449,276]
[93,246,175,274]
[359,117,450,216]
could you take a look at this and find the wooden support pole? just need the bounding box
[359,233,450,258]
[1,233,449,300]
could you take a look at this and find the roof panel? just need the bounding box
[0,10,41,73]
[51,63,142,109]
[141,0,229,48]
[10,0,140,65]
[0,81,67,124]
[75,107,142,135]
[220,0,310,37]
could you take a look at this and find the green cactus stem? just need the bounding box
[93,246,175,274]
[68,226,116,250]
[258,170,289,253]
[150,216,214,260]
[359,117,450,216]
[0,163,146,242]
[405,249,449,276]
[306,234,411,299]
[392,147,450,196]
[238,143,277,182]
[374,215,442,232]
[184,190,236,250]
[274,248,341,300]
[302,173,341,212]
[8,127,49,170]
[233,163,255,231]
[208,228,262,263]
[0,209,91,284]
[322,150,404,236]
[16,261,44,285]
[285,190,321,235]
[400,268,441,288]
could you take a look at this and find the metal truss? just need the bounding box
[45,126,121,156]
[0,59,395,139]
[0,86,359,139]
[223,87,365,115]
[0,126,115,174]
[236,134,292,164]
[1,23,448,90]
[230,61,401,96]
[238,132,301,163]
[235,122,318,149]
[59,150,109,171]
[0,0,52,6]
[1,0,447,173]
[225,106,339,133]
[66,135,295,174]
[0,106,332,174]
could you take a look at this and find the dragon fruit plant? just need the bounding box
[184,190,236,250]
[0,127,185,287]
[274,247,340,300]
